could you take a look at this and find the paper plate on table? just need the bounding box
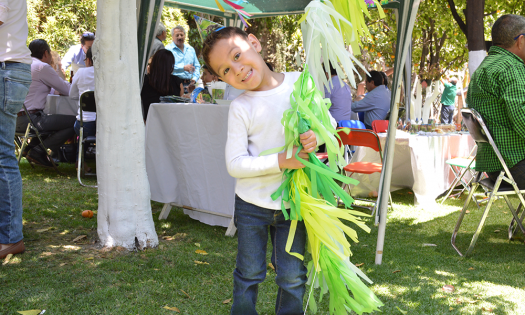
[215,99,232,106]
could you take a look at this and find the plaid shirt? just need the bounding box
[467,46,525,172]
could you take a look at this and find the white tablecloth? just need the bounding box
[44,95,77,116]
[349,131,476,208]
[145,103,235,228]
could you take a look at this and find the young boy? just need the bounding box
[203,27,319,315]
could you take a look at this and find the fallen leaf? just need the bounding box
[456,298,462,304]
[162,236,174,241]
[423,243,437,247]
[72,235,87,242]
[195,243,200,247]
[3,253,13,265]
[467,300,479,304]
[159,245,164,250]
[442,285,455,293]
[194,260,209,265]
[493,230,500,233]
[195,249,208,255]
[395,306,407,314]
[482,307,493,312]
[163,305,180,312]
[222,298,232,304]
[85,257,94,260]
[503,211,508,214]
[268,263,275,271]
[392,270,401,274]
[180,289,192,299]
[59,263,67,267]
[355,263,364,267]
[36,228,50,233]
[468,267,475,270]
[449,307,454,310]
[466,210,470,214]
[17,311,42,315]
[174,233,187,238]
[408,192,413,194]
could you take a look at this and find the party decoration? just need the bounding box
[299,0,385,92]
[263,66,383,314]
[194,15,224,43]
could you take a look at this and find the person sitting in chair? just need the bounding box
[352,70,391,130]
[467,14,525,189]
[70,47,95,138]
[16,39,76,167]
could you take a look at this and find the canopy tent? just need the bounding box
[135,0,421,265]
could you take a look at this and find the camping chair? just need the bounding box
[372,120,389,133]
[338,128,393,213]
[14,104,59,173]
[441,145,488,208]
[315,120,365,162]
[451,108,525,257]
[77,91,97,188]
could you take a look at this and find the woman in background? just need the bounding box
[141,49,189,121]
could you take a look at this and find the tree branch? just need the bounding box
[447,0,468,36]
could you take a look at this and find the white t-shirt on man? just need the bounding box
[0,0,32,64]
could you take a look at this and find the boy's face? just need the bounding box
[202,69,217,85]
[208,34,268,91]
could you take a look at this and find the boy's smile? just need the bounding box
[208,34,283,92]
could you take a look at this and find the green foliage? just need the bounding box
[27,0,97,55]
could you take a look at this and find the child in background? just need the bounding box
[203,27,325,314]
[201,64,218,86]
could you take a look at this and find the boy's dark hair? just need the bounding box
[265,62,274,72]
[148,49,176,95]
[85,47,93,64]
[202,26,249,77]
[81,32,95,45]
[29,39,51,59]
[366,70,384,87]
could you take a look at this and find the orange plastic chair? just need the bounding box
[372,120,389,134]
[338,128,393,212]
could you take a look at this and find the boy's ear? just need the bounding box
[247,33,262,53]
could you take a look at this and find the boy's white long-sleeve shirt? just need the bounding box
[225,72,335,210]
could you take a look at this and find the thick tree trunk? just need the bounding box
[466,0,486,74]
[93,0,159,250]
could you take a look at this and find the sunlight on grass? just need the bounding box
[434,270,456,277]
[389,204,460,224]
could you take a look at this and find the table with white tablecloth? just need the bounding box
[349,131,476,209]
[44,95,78,116]
[145,103,236,235]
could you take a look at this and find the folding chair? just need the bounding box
[338,128,394,213]
[14,104,59,173]
[315,120,365,162]
[440,146,487,206]
[371,120,389,133]
[77,91,97,188]
[451,108,525,256]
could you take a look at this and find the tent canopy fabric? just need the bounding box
[164,0,312,18]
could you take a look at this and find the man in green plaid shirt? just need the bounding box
[467,14,525,188]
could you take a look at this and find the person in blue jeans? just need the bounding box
[0,0,32,259]
[203,27,328,314]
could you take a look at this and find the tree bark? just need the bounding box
[466,0,485,52]
[93,0,159,250]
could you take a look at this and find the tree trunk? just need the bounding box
[466,0,486,74]
[93,0,159,250]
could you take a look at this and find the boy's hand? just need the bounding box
[278,146,309,169]
[300,130,317,153]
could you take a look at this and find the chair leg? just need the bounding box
[451,181,479,256]
[508,203,525,240]
[442,165,470,205]
[77,127,97,188]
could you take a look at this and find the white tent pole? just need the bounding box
[375,0,421,265]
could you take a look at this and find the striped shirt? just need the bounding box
[467,46,525,172]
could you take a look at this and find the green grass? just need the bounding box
[1,160,524,314]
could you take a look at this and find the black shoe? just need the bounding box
[26,148,55,168]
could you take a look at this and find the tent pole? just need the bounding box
[375,0,421,265]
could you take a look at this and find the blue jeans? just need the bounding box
[0,62,31,244]
[73,119,96,138]
[231,195,307,315]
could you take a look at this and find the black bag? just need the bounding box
[58,143,77,163]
